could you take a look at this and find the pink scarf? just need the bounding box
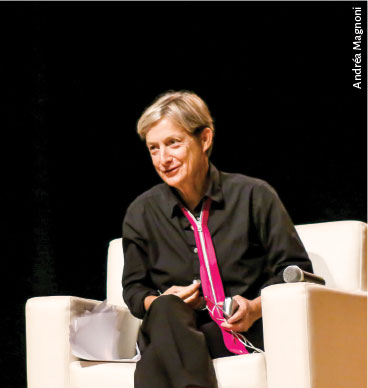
[180,197,248,355]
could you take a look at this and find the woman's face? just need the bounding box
[145,118,210,190]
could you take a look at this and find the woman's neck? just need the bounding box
[176,161,210,212]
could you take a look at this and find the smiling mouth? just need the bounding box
[164,166,179,174]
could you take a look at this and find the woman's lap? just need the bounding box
[135,295,264,388]
[135,295,218,388]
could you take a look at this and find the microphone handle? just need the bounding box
[301,270,326,285]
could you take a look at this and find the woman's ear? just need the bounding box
[201,127,213,153]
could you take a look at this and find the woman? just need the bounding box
[122,90,313,388]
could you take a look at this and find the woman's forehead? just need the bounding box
[146,118,188,143]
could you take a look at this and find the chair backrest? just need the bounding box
[295,221,366,291]
[106,221,367,307]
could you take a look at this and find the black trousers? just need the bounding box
[134,295,264,388]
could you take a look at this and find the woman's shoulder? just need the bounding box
[219,170,281,211]
[126,183,167,213]
[220,169,274,192]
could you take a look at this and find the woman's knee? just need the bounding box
[147,294,198,324]
[149,294,186,314]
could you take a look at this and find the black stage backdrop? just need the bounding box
[0,2,366,387]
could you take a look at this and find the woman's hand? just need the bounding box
[163,282,203,309]
[220,295,262,333]
[144,282,203,311]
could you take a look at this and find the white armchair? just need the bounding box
[26,221,367,388]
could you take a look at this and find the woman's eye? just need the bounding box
[149,146,157,152]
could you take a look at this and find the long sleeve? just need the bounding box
[122,201,160,319]
[251,181,314,294]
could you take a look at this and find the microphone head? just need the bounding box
[283,265,303,283]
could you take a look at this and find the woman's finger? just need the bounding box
[163,286,180,295]
[221,320,246,333]
[226,309,244,324]
[226,302,247,324]
[226,295,248,323]
[184,290,200,304]
[178,282,201,300]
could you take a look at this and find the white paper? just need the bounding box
[69,300,141,362]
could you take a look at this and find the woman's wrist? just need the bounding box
[249,296,262,322]
[144,295,159,311]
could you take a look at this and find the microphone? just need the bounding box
[283,265,325,285]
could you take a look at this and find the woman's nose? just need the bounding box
[159,146,172,164]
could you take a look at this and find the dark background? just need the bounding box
[1,2,366,387]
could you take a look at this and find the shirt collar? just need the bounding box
[161,162,224,218]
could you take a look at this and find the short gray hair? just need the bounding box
[137,90,215,156]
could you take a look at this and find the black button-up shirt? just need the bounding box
[122,163,313,319]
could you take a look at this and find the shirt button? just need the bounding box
[193,247,198,254]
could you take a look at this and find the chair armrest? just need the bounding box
[261,283,367,388]
[26,296,140,388]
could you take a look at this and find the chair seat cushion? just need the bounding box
[213,353,267,388]
[70,353,267,388]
